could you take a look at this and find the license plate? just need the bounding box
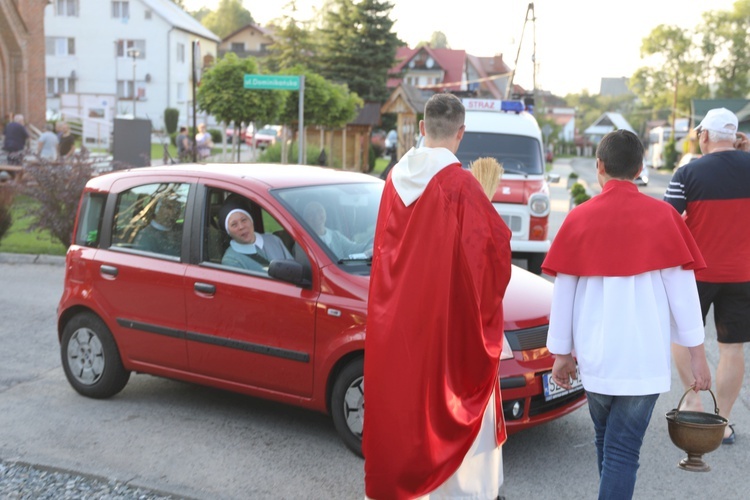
[542,366,583,401]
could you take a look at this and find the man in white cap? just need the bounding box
[664,107,750,445]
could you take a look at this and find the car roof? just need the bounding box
[86,163,383,191]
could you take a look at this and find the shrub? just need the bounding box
[164,108,179,135]
[570,182,586,197]
[259,142,324,166]
[568,171,578,179]
[368,144,377,172]
[208,128,222,145]
[20,155,94,248]
[0,181,15,242]
[574,192,591,205]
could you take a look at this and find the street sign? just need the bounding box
[244,74,301,90]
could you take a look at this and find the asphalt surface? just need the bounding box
[0,158,748,499]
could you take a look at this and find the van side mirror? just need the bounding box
[546,173,561,184]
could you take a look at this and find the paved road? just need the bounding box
[0,159,748,499]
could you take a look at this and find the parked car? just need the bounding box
[57,163,586,457]
[635,164,649,186]
[384,129,397,156]
[675,152,702,171]
[245,127,279,148]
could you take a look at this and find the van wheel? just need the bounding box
[61,312,130,399]
[331,357,364,457]
[527,253,546,275]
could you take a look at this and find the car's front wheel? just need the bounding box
[331,357,364,457]
[61,312,130,399]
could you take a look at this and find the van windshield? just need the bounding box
[456,132,544,175]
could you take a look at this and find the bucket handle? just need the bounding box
[675,387,720,416]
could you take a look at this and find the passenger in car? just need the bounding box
[218,195,292,271]
[302,201,368,259]
[134,198,182,256]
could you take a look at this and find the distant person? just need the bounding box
[544,130,711,500]
[195,123,213,160]
[58,122,76,160]
[176,126,191,162]
[664,107,750,445]
[219,194,292,271]
[37,123,59,161]
[364,93,512,499]
[2,114,29,165]
[134,198,183,256]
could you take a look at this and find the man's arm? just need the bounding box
[664,168,687,214]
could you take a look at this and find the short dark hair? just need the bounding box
[423,93,465,140]
[179,126,187,133]
[596,129,644,179]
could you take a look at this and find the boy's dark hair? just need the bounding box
[596,129,644,180]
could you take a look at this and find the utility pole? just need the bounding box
[507,3,535,100]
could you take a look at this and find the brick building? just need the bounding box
[0,0,47,130]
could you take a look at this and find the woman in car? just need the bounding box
[219,195,292,271]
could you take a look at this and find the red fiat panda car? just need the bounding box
[57,163,585,457]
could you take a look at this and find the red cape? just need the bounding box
[542,180,705,277]
[364,164,511,499]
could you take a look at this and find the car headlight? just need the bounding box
[528,193,551,217]
[501,333,514,360]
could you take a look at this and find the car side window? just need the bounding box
[112,182,189,257]
[74,193,106,247]
[203,188,308,276]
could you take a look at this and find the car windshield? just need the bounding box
[456,132,544,175]
[274,182,383,271]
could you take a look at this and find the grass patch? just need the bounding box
[0,195,67,256]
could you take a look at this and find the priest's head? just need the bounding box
[420,93,466,153]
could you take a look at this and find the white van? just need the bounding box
[456,99,559,274]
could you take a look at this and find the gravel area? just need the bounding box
[0,461,180,499]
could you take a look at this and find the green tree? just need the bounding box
[196,53,286,156]
[266,2,317,73]
[200,0,254,39]
[699,1,750,97]
[629,24,704,134]
[316,0,402,102]
[428,31,449,49]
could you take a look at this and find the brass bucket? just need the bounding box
[665,388,727,472]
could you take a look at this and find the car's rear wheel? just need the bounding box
[331,357,364,457]
[61,312,130,399]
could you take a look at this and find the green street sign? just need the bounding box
[244,74,301,90]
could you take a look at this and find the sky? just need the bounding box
[183,0,740,96]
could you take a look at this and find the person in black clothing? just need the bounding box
[2,114,29,165]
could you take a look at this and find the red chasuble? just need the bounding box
[364,164,511,499]
[542,180,705,277]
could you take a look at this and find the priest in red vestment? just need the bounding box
[364,93,512,499]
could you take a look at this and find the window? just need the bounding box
[231,42,244,52]
[112,1,129,19]
[45,37,75,56]
[75,194,106,247]
[116,39,146,58]
[117,80,146,100]
[56,0,78,16]
[176,43,185,63]
[113,183,189,257]
[203,189,300,275]
[47,77,76,96]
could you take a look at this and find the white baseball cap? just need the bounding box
[695,107,738,133]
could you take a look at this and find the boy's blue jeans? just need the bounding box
[585,391,660,500]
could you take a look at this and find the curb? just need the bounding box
[0,252,65,266]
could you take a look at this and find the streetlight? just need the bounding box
[127,48,140,117]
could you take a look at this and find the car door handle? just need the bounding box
[194,282,216,295]
[100,265,118,277]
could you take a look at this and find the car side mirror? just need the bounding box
[546,173,561,184]
[269,259,310,287]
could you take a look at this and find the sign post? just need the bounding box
[191,40,201,163]
[244,74,305,164]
